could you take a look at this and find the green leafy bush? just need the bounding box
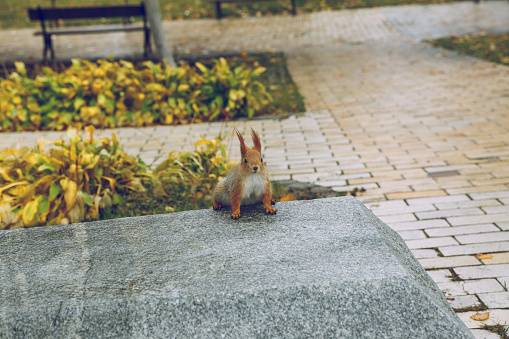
[0,58,272,132]
[0,126,233,230]
[103,136,235,219]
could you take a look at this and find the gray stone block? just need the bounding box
[0,197,473,338]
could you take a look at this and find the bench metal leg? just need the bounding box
[42,34,55,62]
[144,28,152,58]
[215,1,222,19]
[291,0,296,16]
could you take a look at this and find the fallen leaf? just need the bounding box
[362,67,370,73]
[475,253,493,260]
[241,51,248,57]
[446,297,455,301]
[470,312,490,321]
[280,194,294,202]
[335,73,343,77]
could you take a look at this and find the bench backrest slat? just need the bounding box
[28,5,145,21]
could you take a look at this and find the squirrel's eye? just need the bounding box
[261,158,263,162]
[244,159,247,163]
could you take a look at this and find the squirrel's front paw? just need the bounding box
[231,211,241,219]
[265,207,277,215]
[213,204,223,210]
[270,199,276,205]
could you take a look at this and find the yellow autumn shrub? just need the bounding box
[0,127,234,230]
[0,126,149,229]
[0,58,272,132]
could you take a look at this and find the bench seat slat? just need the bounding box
[28,6,145,21]
[33,24,146,36]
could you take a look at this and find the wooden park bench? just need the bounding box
[210,0,296,19]
[27,3,151,62]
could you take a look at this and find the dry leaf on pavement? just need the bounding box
[470,312,490,321]
[475,253,493,260]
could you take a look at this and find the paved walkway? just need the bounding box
[2,1,509,337]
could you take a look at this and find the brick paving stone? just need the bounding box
[497,222,509,231]
[435,200,501,211]
[483,205,509,214]
[379,214,417,224]
[447,185,509,196]
[456,232,509,245]
[448,214,509,226]
[469,191,509,200]
[448,295,481,311]
[411,249,440,259]
[398,230,427,240]
[498,277,509,289]
[386,190,448,200]
[418,256,481,269]
[389,219,449,231]
[478,292,509,309]
[406,195,471,206]
[426,269,451,283]
[371,204,436,216]
[406,236,458,250]
[470,329,501,339]
[437,281,468,297]
[416,208,484,220]
[482,253,509,265]
[426,225,499,238]
[458,310,509,329]
[366,200,407,210]
[440,243,509,257]
[463,279,505,294]
[455,264,509,280]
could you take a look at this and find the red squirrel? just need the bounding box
[213,128,277,219]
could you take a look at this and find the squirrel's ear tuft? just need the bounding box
[235,128,247,157]
[251,127,262,152]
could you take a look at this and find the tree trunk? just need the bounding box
[144,0,176,67]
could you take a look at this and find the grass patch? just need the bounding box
[447,269,462,282]
[429,33,509,66]
[481,324,509,339]
[452,299,488,313]
[3,0,459,29]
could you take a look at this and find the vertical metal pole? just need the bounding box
[144,0,176,66]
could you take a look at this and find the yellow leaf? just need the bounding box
[475,253,493,260]
[22,199,39,226]
[280,193,294,202]
[85,125,95,142]
[64,180,78,211]
[195,62,208,73]
[470,312,490,321]
[177,84,190,92]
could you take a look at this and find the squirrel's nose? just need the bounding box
[253,166,258,171]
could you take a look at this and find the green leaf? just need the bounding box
[112,193,123,205]
[37,197,50,216]
[49,182,61,200]
[38,163,56,172]
[74,97,86,110]
[96,167,104,179]
[82,192,93,206]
